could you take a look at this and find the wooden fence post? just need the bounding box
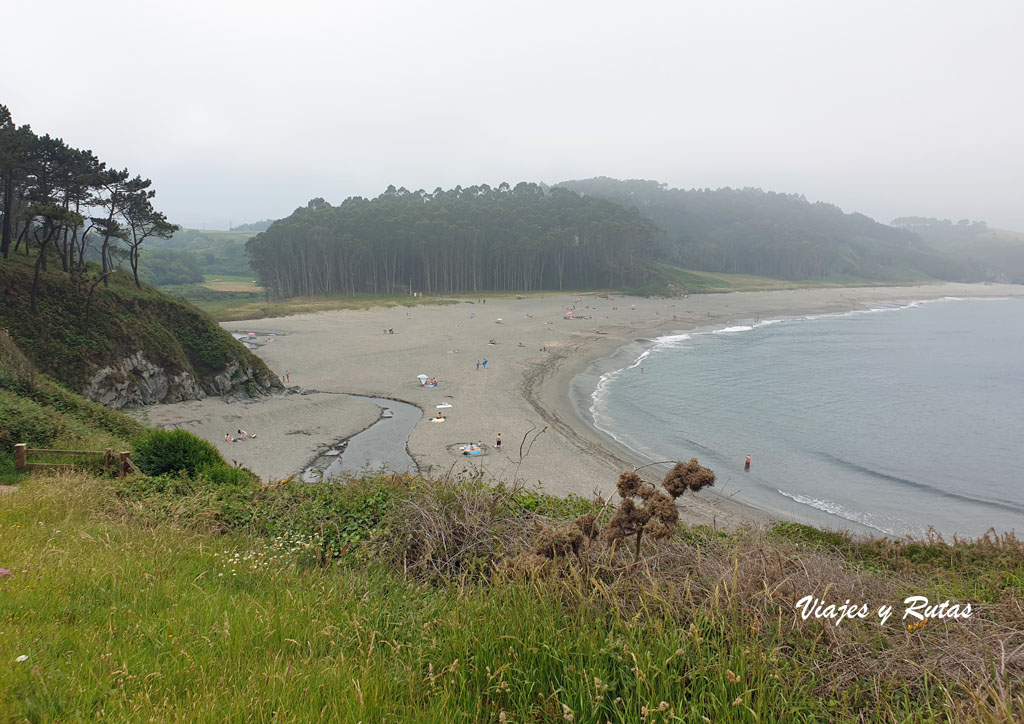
[14,443,26,472]
[119,452,130,477]
[104,448,113,470]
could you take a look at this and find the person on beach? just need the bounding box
[482,359,487,368]
[495,433,502,450]
[224,432,234,443]
[476,360,480,370]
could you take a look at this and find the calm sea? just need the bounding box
[579,297,1024,538]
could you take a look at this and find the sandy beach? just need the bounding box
[144,282,1024,528]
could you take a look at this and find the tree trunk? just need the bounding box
[30,236,49,315]
[0,166,12,259]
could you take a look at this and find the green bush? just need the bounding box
[132,429,224,477]
[0,390,62,448]
[199,463,256,488]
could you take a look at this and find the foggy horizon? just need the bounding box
[6,0,1023,232]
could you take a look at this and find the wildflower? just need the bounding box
[0,569,12,578]
[732,696,743,707]
[726,669,741,684]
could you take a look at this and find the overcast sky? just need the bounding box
[6,1,1023,231]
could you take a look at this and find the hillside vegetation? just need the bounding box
[1,462,1021,722]
[0,329,144,481]
[559,178,980,283]
[146,228,256,277]
[0,253,281,406]
[892,217,1024,283]
[247,179,1024,302]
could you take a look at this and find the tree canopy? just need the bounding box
[557,178,945,281]
[0,104,177,312]
[246,183,660,297]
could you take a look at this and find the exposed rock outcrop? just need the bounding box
[84,352,275,409]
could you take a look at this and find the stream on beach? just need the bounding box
[302,396,421,482]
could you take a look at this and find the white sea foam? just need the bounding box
[775,489,920,537]
[588,366,657,459]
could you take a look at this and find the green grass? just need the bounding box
[1,471,1022,722]
[623,262,932,297]
[201,274,258,284]
[157,260,939,322]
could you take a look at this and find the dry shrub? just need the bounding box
[383,479,537,581]
[606,460,714,559]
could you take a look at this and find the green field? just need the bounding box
[202,274,258,284]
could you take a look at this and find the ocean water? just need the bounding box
[582,297,1024,538]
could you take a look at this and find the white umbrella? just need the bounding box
[417,374,429,382]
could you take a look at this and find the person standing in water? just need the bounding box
[744,455,751,470]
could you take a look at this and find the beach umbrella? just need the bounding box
[417,374,429,382]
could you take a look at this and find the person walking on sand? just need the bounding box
[495,433,502,450]
[476,360,480,370]
[482,359,488,368]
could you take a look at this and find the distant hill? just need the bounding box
[231,219,277,233]
[891,217,1024,283]
[557,178,986,283]
[146,229,255,276]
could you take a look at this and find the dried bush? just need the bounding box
[606,459,715,559]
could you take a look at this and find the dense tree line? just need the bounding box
[891,216,1024,284]
[0,105,176,311]
[557,178,948,281]
[246,183,660,297]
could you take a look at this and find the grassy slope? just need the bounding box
[0,254,280,394]
[622,262,928,297]
[1,471,1021,723]
[0,329,144,482]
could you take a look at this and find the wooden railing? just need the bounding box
[13,443,139,477]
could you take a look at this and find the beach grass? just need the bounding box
[2,471,1022,722]
[178,267,937,322]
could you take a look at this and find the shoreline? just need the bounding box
[144,282,1023,534]
[522,284,1024,534]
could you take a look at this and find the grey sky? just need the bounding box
[6,1,1023,231]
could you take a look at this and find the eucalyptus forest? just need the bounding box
[245,184,660,297]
